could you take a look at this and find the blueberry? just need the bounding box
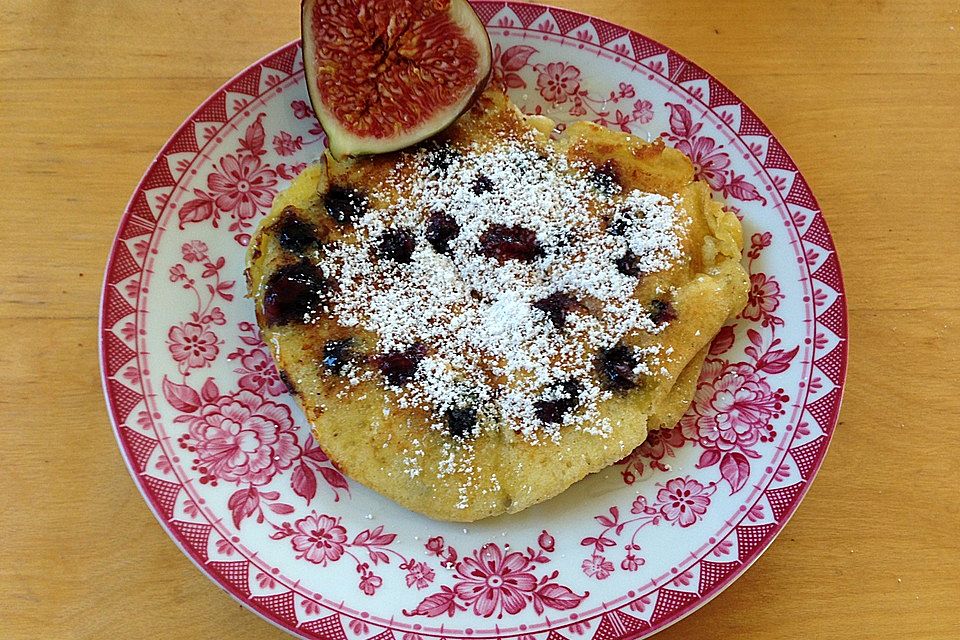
[445,406,478,439]
[478,224,543,263]
[262,261,327,326]
[424,142,460,173]
[425,211,460,255]
[274,208,318,253]
[534,379,581,424]
[471,175,494,195]
[607,210,631,236]
[377,228,416,263]
[616,251,642,277]
[322,338,354,374]
[597,343,640,391]
[324,186,367,225]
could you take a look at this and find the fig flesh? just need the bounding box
[301,0,492,158]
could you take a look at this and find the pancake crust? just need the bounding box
[246,90,747,521]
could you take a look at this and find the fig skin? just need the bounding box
[301,0,492,159]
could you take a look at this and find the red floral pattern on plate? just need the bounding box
[290,514,346,565]
[578,477,718,578]
[229,323,287,396]
[406,537,585,618]
[662,103,767,205]
[167,322,220,369]
[100,4,846,639]
[619,232,797,496]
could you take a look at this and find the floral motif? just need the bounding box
[580,477,717,577]
[455,544,539,616]
[291,512,347,565]
[207,152,277,220]
[360,571,384,596]
[425,536,445,556]
[164,247,234,374]
[163,369,347,519]
[674,136,731,191]
[536,62,582,104]
[405,537,586,618]
[535,64,651,131]
[581,555,613,580]
[681,360,779,454]
[228,323,285,395]
[273,131,304,156]
[747,231,773,259]
[655,477,715,527]
[538,529,555,552]
[632,99,654,124]
[181,240,209,263]
[168,322,220,369]
[169,264,188,282]
[488,47,655,133]
[173,104,326,244]
[188,389,299,485]
[662,103,767,205]
[176,115,278,244]
[639,425,687,462]
[681,323,796,493]
[620,553,643,572]
[491,44,537,90]
[743,273,784,325]
[290,99,313,120]
[403,560,436,589]
[618,424,687,484]
[271,517,405,596]
[276,162,308,180]
[235,348,286,396]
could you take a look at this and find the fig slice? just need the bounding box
[301,0,492,159]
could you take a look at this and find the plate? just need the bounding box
[100,3,847,638]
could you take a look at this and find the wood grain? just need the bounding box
[1,0,958,638]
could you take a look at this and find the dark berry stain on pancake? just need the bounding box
[597,343,640,391]
[278,369,296,393]
[649,299,677,324]
[478,224,543,263]
[377,228,417,263]
[446,405,478,439]
[471,175,494,195]
[324,186,367,225]
[425,211,461,255]
[590,160,622,195]
[376,344,426,386]
[534,379,582,424]
[616,250,643,277]
[275,208,319,252]
[533,292,585,329]
[322,338,355,374]
[425,142,460,173]
[262,261,327,326]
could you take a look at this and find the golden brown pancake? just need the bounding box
[246,90,747,521]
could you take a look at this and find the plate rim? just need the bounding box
[99,2,849,637]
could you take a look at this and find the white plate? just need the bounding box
[100,3,847,638]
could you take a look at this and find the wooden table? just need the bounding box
[2,0,958,637]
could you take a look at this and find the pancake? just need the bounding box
[245,90,748,521]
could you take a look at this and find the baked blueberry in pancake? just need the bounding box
[246,90,748,521]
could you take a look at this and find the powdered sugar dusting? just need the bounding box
[316,133,686,444]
